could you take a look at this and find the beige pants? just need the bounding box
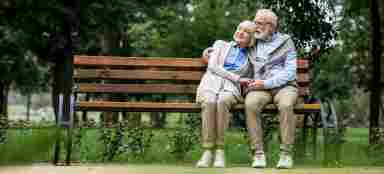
[200,91,237,149]
[245,86,298,153]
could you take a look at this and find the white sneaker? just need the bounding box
[251,153,266,168]
[276,153,293,169]
[213,149,225,168]
[196,150,213,168]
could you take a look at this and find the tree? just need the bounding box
[368,0,382,144]
[14,52,50,121]
[260,0,336,49]
[340,0,382,144]
[0,26,24,119]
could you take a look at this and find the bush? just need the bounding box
[99,123,154,161]
[166,114,200,160]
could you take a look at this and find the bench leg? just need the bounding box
[302,113,309,158]
[311,112,320,160]
[65,127,73,165]
[53,128,61,165]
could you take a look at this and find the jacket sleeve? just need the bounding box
[207,40,241,83]
[263,39,297,89]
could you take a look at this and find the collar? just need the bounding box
[230,41,249,50]
[256,32,277,42]
[257,32,290,55]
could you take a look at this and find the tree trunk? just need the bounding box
[51,63,65,125]
[150,96,166,128]
[73,112,79,126]
[0,82,10,119]
[104,112,119,127]
[26,94,32,121]
[151,112,166,128]
[0,82,4,116]
[81,94,89,122]
[369,0,382,145]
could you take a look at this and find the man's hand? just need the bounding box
[239,78,253,86]
[202,47,214,58]
[248,80,264,89]
[201,47,214,65]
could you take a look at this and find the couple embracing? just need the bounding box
[196,9,298,169]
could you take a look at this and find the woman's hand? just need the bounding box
[247,80,264,89]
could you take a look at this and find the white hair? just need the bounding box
[255,9,278,30]
[233,20,257,47]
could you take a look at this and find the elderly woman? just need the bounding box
[196,20,256,168]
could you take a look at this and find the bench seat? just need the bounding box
[76,101,321,113]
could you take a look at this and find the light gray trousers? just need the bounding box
[245,86,298,153]
[199,91,237,149]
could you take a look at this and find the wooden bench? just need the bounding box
[73,55,321,116]
[53,55,323,165]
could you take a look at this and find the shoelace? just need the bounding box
[254,154,265,160]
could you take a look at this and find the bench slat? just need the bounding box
[76,83,198,94]
[76,101,320,113]
[74,69,310,84]
[74,56,206,68]
[74,55,310,72]
[74,69,204,81]
[75,83,310,96]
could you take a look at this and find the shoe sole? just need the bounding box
[252,165,266,168]
[196,165,210,168]
[276,166,292,169]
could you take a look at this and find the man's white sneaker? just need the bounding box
[213,149,225,168]
[196,150,213,168]
[276,153,293,169]
[251,153,266,168]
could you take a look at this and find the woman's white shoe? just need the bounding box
[196,150,213,168]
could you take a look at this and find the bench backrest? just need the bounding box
[73,55,311,102]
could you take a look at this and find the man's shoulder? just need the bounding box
[274,32,292,42]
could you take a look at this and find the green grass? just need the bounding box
[0,128,56,165]
[0,127,383,167]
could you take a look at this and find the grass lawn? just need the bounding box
[0,127,383,168]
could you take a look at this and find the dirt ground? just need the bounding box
[0,164,383,174]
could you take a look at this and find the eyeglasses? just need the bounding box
[254,21,272,27]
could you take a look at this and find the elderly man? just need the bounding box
[244,9,298,169]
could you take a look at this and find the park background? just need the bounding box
[0,0,384,169]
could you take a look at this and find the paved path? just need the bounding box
[0,164,383,174]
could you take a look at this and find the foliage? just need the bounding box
[167,114,200,159]
[133,0,261,57]
[99,123,154,161]
[71,126,88,162]
[0,27,24,84]
[338,3,370,90]
[8,119,32,128]
[123,126,154,159]
[312,47,354,100]
[367,128,384,165]
[260,0,336,49]
[99,124,125,161]
[131,0,336,58]
[0,115,7,144]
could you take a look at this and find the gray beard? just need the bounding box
[254,32,272,41]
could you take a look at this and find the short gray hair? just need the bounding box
[255,9,278,30]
